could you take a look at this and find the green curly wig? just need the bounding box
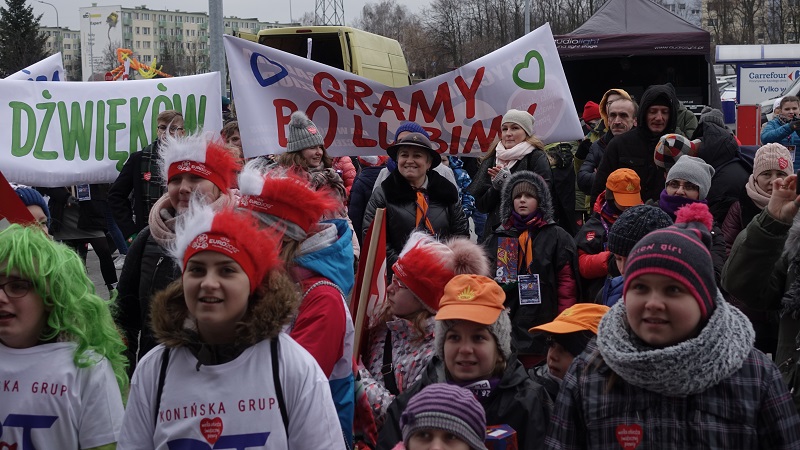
[0,224,129,392]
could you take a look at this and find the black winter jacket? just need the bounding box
[108,141,165,238]
[470,150,553,241]
[363,169,469,270]
[591,85,680,203]
[577,131,613,195]
[376,357,552,450]
[115,226,181,374]
[348,165,384,247]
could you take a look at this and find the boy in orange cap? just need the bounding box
[528,304,609,400]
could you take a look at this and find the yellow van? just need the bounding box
[254,26,411,87]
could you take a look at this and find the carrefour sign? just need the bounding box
[739,64,800,105]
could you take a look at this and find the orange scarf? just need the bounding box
[518,231,534,272]
[415,191,434,233]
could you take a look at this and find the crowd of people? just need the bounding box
[5,84,800,449]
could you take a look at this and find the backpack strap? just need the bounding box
[271,337,290,438]
[381,328,400,396]
[302,280,345,299]
[154,347,170,427]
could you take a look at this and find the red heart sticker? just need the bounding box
[200,417,224,445]
[143,172,152,181]
[779,157,789,170]
[615,424,642,449]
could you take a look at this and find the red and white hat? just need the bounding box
[237,162,339,240]
[172,201,283,293]
[159,133,240,191]
[392,231,490,313]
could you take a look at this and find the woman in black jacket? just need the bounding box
[363,132,469,270]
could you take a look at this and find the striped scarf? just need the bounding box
[511,210,547,271]
[415,189,434,233]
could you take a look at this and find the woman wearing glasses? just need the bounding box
[357,231,488,429]
[658,155,727,284]
[0,224,127,449]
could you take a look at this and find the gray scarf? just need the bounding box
[597,295,754,397]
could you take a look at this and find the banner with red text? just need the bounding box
[223,24,583,158]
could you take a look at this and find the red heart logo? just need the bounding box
[615,424,642,449]
[200,417,224,445]
[143,172,152,181]
[779,157,789,170]
[0,442,18,450]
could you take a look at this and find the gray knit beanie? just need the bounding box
[400,384,488,450]
[700,106,726,129]
[666,155,716,200]
[607,205,673,257]
[501,109,535,137]
[435,311,513,363]
[286,110,324,153]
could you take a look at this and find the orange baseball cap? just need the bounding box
[435,274,506,325]
[529,303,610,335]
[606,168,642,207]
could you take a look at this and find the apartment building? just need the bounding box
[40,26,82,80]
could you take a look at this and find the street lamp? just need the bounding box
[37,1,60,54]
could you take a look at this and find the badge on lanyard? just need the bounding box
[76,184,91,201]
[518,273,542,305]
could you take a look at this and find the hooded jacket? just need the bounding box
[486,171,579,356]
[289,219,356,446]
[119,272,347,449]
[592,84,679,203]
[364,169,469,270]
[376,357,552,450]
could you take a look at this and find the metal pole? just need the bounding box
[525,0,530,34]
[209,0,225,94]
[38,1,60,54]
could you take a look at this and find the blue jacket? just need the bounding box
[761,117,800,171]
[601,275,624,306]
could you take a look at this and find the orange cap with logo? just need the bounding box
[605,168,643,207]
[435,274,506,325]
[529,303,610,335]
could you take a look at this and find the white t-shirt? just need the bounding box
[0,342,124,449]
[119,333,345,450]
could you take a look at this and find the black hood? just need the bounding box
[637,84,679,137]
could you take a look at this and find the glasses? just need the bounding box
[390,277,408,290]
[0,279,33,298]
[157,125,185,133]
[666,180,699,193]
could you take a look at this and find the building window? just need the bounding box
[143,13,150,20]
[135,27,140,33]
[136,41,141,48]
[144,41,150,49]
[143,27,150,34]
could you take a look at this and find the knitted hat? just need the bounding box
[159,133,239,191]
[14,187,50,227]
[386,132,441,168]
[393,232,490,313]
[624,202,716,320]
[753,143,793,177]
[502,109,535,136]
[286,110,325,153]
[435,274,512,361]
[598,88,633,126]
[605,168,642,207]
[171,202,283,293]
[237,162,339,241]
[699,106,726,129]
[774,97,784,111]
[607,205,674,257]
[654,133,701,170]
[400,384,488,450]
[357,155,389,167]
[582,101,601,123]
[394,122,430,140]
[511,180,537,200]
[666,155,715,200]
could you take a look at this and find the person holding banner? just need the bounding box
[116,133,238,374]
[108,110,185,245]
[364,132,469,272]
[119,202,345,449]
[358,230,489,428]
[0,224,127,449]
[377,274,551,450]
[237,162,356,448]
[470,109,553,243]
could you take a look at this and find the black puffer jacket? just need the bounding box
[591,85,679,203]
[115,226,181,375]
[470,149,553,241]
[376,357,552,450]
[363,169,469,269]
[577,130,613,195]
[348,165,385,247]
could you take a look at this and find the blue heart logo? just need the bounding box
[250,52,288,87]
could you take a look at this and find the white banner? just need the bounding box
[224,23,583,158]
[0,73,222,187]
[6,53,65,81]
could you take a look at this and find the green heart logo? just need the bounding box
[513,50,545,90]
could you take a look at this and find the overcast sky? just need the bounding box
[28,0,426,30]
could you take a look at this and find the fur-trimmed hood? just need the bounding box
[150,271,300,349]
[382,168,459,205]
[500,170,555,223]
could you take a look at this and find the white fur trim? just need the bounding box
[170,195,216,270]
[158,131,216,183]
[237,159,269,196]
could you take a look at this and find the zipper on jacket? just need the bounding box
[150,256,164,289]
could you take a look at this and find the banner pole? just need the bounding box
[352,208,385,359]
